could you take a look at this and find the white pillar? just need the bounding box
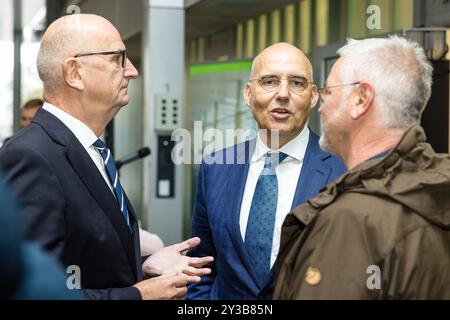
[142,0,185,245]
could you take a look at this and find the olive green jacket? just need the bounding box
[274,126,450,299]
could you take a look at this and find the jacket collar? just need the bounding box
[290,125,427,226]
[42,102,98,150]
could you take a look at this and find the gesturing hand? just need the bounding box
[134,272,200,300]
[142,237,214,278]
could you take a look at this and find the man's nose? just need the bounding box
[275,80,290,101]
[318,99,328,114]
[124,59,139,79]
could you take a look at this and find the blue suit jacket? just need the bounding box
[0,108,142,300]
[187,130,346,300]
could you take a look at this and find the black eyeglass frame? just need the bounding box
[74,50,127,68]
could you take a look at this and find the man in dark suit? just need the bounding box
[0,14,212,300]
[187,43,346,299]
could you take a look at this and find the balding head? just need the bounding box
[250,42,313,81]
[37,14,122,93]
[244,42,318,148]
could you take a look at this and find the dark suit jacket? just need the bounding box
[0,108,142,300]
[187,130,347,299]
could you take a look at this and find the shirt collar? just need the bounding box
[251,126,310,163]
[42,102,99,150]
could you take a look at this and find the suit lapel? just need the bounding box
[34,109,138,280]
[291,131,331,208]
[124,194,143,280]
[65,143,138,280]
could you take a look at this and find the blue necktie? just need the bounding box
[244,152,288,284]
[93,139,131,231]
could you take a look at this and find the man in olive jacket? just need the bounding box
[274,36,450,299]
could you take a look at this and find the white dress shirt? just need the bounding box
[42,102,114,194]
[239,126,310,267]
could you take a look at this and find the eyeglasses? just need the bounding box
[318,82,360,103]
[74,50,128,68]
[250,75,313,95]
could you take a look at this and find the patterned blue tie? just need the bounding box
[93,139,131,231]
[244,152,288,285]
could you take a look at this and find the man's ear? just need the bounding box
[310,84,319,109]
[350,82,374,120]
[62,58,84,91]
[243,83,253,108]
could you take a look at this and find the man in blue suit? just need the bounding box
[187,43,346,299]
[0,14,212,300]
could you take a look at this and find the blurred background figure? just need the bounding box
[20,99,43,129]
[2,99,43,145]
[0,169,82,300]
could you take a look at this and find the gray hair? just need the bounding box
[36,34,63,91]
[36,15,88,93]
[337,35,433,129]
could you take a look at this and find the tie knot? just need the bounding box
[93,139,107,151]
[264,152,288,171]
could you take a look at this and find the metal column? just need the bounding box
[13,0,22,134]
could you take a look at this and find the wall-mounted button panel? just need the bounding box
[155,94,181,132]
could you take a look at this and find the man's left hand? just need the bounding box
[142,237,214,278]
